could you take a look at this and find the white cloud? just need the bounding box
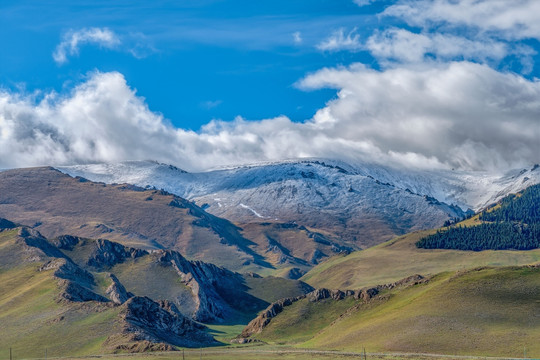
[292,31,303,44]
[0,67,538,172]
[298,62,540,171]
[384,0,540,41]
[367,28,513,64]
[53,28,121,65]
[317,27,362,52]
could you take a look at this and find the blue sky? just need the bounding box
[0,0,389,129]
[1,0,539,171]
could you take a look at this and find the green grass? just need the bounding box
[259,266,540,358]
[0,230,122,359]
[254,297,357,344]
[302,230,540,290]
[26,348,536,360]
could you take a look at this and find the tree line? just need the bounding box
[417,183,540,251]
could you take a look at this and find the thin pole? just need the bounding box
[182,348,185,360]
[200,348,202,360]
[10,347,12,360]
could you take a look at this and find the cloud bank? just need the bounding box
[3,1,538,172]
[1,66,538,172]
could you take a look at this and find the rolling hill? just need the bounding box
[0,221,313,358]
[246,266,540,358]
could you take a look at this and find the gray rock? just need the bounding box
[87,239,148,269]
[106,273,134,304]
[119,296,217,348]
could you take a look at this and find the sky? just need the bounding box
[0,0,539,172]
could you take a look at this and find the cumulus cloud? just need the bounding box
[298,62,540,171]
[1,67,538,172]
[317,28,362,52]
[53,28,121,64]
[384,0,540,41]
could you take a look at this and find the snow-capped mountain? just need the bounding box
[57,159,540,249]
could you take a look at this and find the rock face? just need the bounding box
[240,274,429,338]
[88,239,148,269]
[155,249,266,322]
[240,296,304,338]
[17,227,67,260]
[118,296,216,348]
[38,255,109,304]
[40,258,95,286]
[106,274,134,304]
[50,235,82,250]
[56,279,110,303]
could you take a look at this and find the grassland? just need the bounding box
[302,229,540,289]
[258,266,540,358]
[0,263,121,359]
[9,348,535,360]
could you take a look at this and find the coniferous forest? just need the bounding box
[417,183,540,251]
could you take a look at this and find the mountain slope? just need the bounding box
[0,226,215,358]
[417,183,540,251]
[0,167,271,272]
[0,166,349,271]
[301,229,540,290]
[0,221,313,357]
[247,266,540,358]
[57,159,539,249]
[303,182,540,289]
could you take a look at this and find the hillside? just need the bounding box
[247,266,540,358]
[417,183,540,250]
[0,222,312,357]
[0,226,213,357]
[0,167,349,273]
[58,159,482,250]
[303,182,540,289]
[58,160,540,250]
[302,229,540,290]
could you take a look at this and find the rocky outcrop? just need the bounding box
[155,249,249,322]
[118,296,217,348]
[40,258,95,286]
[106,274,134,304]
[355,287,379,301]
[56,279,109,303]
[50,235,82,250]
[240,296,304,338]
[87,239,148,269]
[307,288,354,302]
[17,227,67,260]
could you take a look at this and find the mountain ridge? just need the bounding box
[57,159,540,249]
